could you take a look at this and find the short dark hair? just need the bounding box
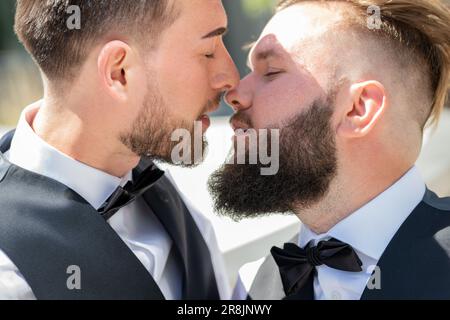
[14,0,178,81]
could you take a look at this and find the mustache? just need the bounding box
[213,92,223,106]
[229,111,253,128]
[202,93,223,114]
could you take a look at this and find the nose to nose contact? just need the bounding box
[224,79,252,112]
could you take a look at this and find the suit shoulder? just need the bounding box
[423,189,450,212]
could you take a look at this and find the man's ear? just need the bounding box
[338,80,387,138]
[97,40,133,101]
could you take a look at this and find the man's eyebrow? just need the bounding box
[202,27,228,39]
[247,48,281,70]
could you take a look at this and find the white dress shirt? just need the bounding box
[234,166,426,300]
[0,101,231,300]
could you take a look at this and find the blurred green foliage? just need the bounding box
[241,0,276,18]
[223,0,275,73]
[0,0,17,51]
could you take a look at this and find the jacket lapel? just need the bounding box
[0,129,15,153]
[137,158,220,299]
[361,191,450,299]
[248,235,315,300]
[248,254,286,300]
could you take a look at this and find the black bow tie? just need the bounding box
[98,163,164,220]
[271,238,363,298]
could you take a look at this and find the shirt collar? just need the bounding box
[298,166,426,260]
[7,101,131,210]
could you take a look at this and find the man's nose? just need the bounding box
[210,47,240,93]
[224,75,252,112]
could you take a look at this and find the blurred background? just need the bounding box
[1,0,449,286]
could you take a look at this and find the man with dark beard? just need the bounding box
[0,0,239,300]
[209,99,337,219]
[208,0,450,299]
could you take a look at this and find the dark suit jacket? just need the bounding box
[0,130,220,300]
[249,189,450,300]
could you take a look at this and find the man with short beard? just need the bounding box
[0,0,239,300]
[209,0,450,299]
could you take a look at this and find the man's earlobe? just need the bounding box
[97,41,131,101]
[338,81,386,138]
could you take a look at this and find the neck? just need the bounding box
[32,98,139,178]
[294,159,414,235]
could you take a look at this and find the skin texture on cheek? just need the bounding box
[152,47,208,123]
[242,32,329,129]
[251,71,325,129]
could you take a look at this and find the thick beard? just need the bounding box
[119,85,210,167]
[208,100,337,221]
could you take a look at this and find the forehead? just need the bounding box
[179,0,227,28]
[251,3,346,59]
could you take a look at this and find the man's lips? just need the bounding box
[198,107,216,120]
[230,119,251,132]
[199,114,211,131]
[204,105,217,115]
[197,99,221,132]
[230,112,253,133]
[199,94,222,118]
